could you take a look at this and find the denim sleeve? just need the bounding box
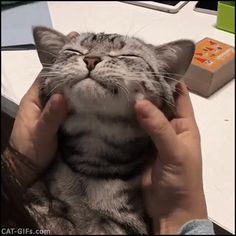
[177,219,215,235]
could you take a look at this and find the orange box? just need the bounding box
[184,37,235,97]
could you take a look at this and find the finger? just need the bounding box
[37,94,68,136]
[175,81,195,119]
[135,100,179,156]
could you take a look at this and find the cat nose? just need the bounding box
[83,56,101,71]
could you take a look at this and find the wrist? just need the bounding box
[153,210,207,234]
[152,192,208,234]
[3,143,38,188]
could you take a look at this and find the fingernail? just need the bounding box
[135,101,152,119]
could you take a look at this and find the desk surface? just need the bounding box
[1,1,235,233]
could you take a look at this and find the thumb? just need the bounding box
[135,100,179,158]
[38,94,68,136]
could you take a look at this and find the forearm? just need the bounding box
[1,151,38,228]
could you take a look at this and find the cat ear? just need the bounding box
[155,40,195,85]
[33,26,68,65]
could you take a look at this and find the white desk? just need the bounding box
[1,1,235,233]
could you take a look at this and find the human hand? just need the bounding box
[5,32,82,188]
[8,73,68,187]
[135,82,207,234]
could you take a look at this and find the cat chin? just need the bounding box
[62,78,143,116]
[63,89,134,117]
[64,78,130,102]
[71,78,110,97]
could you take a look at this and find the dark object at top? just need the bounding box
[154,1,181,6]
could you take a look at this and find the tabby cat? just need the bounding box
[25,26,195,234]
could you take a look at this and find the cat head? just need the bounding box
[33,26,194,118]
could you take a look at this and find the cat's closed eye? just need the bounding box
[108,54,140,59]
[118,54,140,58]
[64,48,83,55]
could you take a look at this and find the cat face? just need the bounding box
[33,27,194,118]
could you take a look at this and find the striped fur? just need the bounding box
[25,27,195,234]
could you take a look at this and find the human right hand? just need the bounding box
[8,74,68,187]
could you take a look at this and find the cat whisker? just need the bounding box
[46,81,67,99]
[126,72,182,84]
[126,71,185,77]
[39,74,58,78]
[39,71,61,76]
[156,72,193,81]
[118,84,130,104]
[124,21,135,43]
[128,71,192,81]
[39,74,59,79]
[41,67,62,71]
[115,73,146,95]
[150,79,186,96]
[160,96,176,108]
[40,68,61,72]
[173,89,184,96]
[111,80,130,104]
[37,49,58,57]
[141,71,185,77]
[129,74,188,91]
[129,80,145,95]
[42,62,54,66]
[130,21,155,38]
[129,79,176,108]
[45,88,59,100]
[41,67,62,70]
[118,74,186,99]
